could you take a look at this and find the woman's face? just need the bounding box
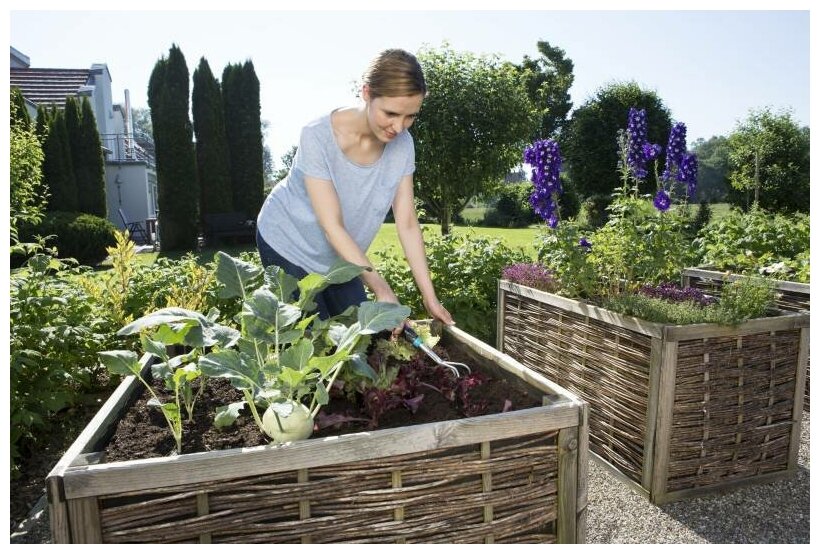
[364,87,424,143]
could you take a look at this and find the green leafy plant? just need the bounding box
[10,253,111,472]
[198,252,409,442]
[694,206,809,282]
[99,306,240,453]
[376,229,528,344]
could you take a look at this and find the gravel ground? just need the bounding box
[587,411,810,543]
[12,412,810,544]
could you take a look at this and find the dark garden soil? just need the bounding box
[103,345,541,462]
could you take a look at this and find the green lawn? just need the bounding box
[125,203,732,268]
[367,223,539,263]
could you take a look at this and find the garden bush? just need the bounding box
[376,229,529,344]
[694,205,810,282]
[10,253,116,473]
[20,211,117,266]
[482,182,540,228]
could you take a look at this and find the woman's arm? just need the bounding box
[304,175,399,304]
[392,174,455,325]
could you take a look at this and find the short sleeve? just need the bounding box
[403,133,416,175]
[293,126,331,180]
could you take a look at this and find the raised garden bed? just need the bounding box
[682,267,810,411]
[497,279,809,505]
[47,325,588,544]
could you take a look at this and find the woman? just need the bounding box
[256,48,454,326]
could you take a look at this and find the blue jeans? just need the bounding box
[256,229,367,319]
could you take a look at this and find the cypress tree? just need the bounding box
[64,96,84,208]
[35,104,50,146]
[10,87,31,129]
[222,60,264,218]
[192,57,233,219]
[78,97,107,216]
[43,105,78,212]
[147,44,199,250]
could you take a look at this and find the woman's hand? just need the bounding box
[423,297,455,326]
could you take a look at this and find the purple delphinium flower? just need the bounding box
[579,237,592,250]
[626,108,650,180]
[643,142,663,162]
[638,283,717,307]
[662,122,687,183]
[524,138,563,227]
[502,263,558,292]
[677,153,698,199]
[653,189,671,212]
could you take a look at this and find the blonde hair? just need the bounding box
[362,49,426,98]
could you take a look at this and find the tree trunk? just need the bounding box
[440,205,451,235]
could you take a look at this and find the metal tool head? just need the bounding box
[402,323,471,378]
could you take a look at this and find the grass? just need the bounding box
[121,202,733,269]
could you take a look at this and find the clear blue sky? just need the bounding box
[9,9,810,165]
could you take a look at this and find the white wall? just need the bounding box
[105,162,157,239]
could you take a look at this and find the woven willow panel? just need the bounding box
[686,275,809,412]
[501,292,650,483]
[97,433,559,543]
[667,330,801,492]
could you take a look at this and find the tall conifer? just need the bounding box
[192,57,233,219]
[147,44,199,250]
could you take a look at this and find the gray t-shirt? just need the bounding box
[256,110,415,273]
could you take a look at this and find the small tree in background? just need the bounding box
[222,60,264,218]
[562,81,672,199]
[515,40,575,141]
[10,94,46,247]
[413,44,538,234]
[727,107,809,213]
[148,44,200,250]
[10,87,31,129]
[192,57,233,219]
[42,105,78,213]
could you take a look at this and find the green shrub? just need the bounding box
[10,254,115,473]
[694,206,810,282]
[581,193,611,229]
[21,211,117,266]
[376,229,529,344]
[482,182,540,228]
[603,276,775,325]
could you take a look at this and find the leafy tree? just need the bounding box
[42,106,78,213]
[727,107,809,213]
[10,87,31,129]
[271,145,297,184]
[192,57,233,218]
[690,136,730,203]
[515,40,575,140]
[130,106,153,137]
[148,44,199,250]
[222,60,264,218]
[10,96,46,245]
[413,45,538,234]
[562,81,672,199]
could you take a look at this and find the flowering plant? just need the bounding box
[526,108,700,299]
[501,262,558,292]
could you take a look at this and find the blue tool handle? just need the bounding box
[403,324,423,348]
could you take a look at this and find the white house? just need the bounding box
[10,46,158,244]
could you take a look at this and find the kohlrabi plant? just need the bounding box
[98,306,241,454]
[197,252,409,443]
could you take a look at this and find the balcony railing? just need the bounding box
[101,131,155,168]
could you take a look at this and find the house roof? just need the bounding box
[10,68,92,107]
